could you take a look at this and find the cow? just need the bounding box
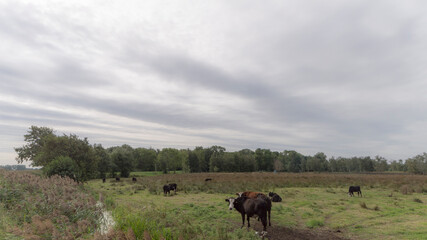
[205,178,212,182]
[168,183,177,194]
[132,177,137,182]
[115,177,120,181]
[102,178,106,183]
[268,192,282,202]
[237,191,271,226]
[163,185,171,196]
[226,196,268,232]
[348,186,362,197]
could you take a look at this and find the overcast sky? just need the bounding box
[1,0,427,166]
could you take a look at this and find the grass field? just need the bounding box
[88,172,427,240]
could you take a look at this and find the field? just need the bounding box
[88,172,427,240]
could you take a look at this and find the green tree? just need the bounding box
[157,148,184,173]
[134,148,157,171]
[14,126,54,166]
[35,134,99,181]
[94,144,111,178]
[43,156,81,181]
[111,147,134,178]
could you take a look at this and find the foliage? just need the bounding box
[43,156,81,181]
[111,146,134,178]
[14,126,54,166]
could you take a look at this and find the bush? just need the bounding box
[43,156,81,182]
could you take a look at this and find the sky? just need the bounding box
[1,0,427,166]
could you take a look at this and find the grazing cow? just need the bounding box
[237,192,271,226]
[226,196,268,231]
[115,177,120,181]
[102,178,106,183]
[205,178,212,182]
[268,192,282,202]
[348,186,362,197]
[168,183,177,193]
[132,177,137,182]
[163,185,171,195]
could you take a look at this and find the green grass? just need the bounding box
[88,172,427,240]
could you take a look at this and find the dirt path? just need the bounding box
[249,221,349,240]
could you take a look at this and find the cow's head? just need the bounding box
[236,192,243,197]
[225,198,236,210]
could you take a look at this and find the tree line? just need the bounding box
[14,126,427,182]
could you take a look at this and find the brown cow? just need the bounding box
[237,191,271,226]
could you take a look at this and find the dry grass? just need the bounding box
[0,169,102,239]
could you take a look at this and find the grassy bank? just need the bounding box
[89,172,427,240]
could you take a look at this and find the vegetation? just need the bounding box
[0,169,102,239]
[12,126,427,185]
[90,172,427,240]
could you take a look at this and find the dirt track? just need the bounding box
[248,221,349,240]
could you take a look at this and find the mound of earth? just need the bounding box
[250,221,349,240]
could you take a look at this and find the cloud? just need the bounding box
[1,0,427,165]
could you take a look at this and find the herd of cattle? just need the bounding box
[102,177,362,233]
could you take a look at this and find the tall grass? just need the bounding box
[0,169,102,239]
[128,172,426,195]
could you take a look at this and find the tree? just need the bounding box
[36,134,99,181]
[43,156,81,181]
[157,148,184,173]
[134,148,157,171]
[111,147,134,178]
[94,144,111,178]
[15,126,54,166]
[374,156,389,172]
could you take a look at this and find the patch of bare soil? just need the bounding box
[250,221,349,240]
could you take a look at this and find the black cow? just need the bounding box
[132,177,137,182]
[268,192,282,202]
[163,185,171,195]
[237,192,271,226]
[226,196,268,231]
[168,183,177,193]
[102,178,106,183]
[115,177,120,181]
[205,178,212,182]
[348,186,362,197]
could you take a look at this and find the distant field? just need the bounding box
[88,172,427,240]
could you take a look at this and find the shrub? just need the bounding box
[43,156,81,181]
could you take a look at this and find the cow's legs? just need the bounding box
[268,209,271,226]
[241,213,245,228]
[247,216,251,228]
[261,216,267,231]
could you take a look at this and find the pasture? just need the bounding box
[89,172,427,240]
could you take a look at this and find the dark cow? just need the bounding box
[115,177,120,181]
[205,178,212,182]
[168,183,177,193]
[237,191,271,226]
[102,178,106,183]
[132,177,137,182]
[163,185,171,195]
[268,192,282,202]
[226,196,268,231]
[348,186,362,197]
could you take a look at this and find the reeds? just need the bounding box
[0,169,102,239]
